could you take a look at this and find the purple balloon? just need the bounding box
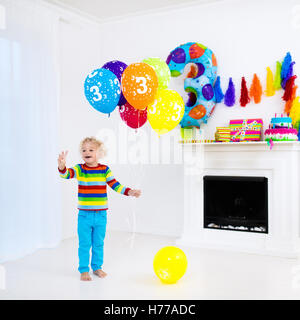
[102,60,127,105]
[202,84,214,100]
[171,48,186,64]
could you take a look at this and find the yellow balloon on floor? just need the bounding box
[153,246,188,284]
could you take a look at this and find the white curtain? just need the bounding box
[0,0,61,262]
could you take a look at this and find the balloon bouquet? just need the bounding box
[84,42,218,136]
[84,58,185,135]
[83,44,220,285]
[84,58,188,284]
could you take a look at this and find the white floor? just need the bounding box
[1,230,300,300]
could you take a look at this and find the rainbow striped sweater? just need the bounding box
[58,163,131,211]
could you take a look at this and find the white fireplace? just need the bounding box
[177,141,300,258]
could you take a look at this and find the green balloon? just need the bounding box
[142,57,171,90]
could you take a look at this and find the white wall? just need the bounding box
[99,0,300,138]
[58,0,300,239]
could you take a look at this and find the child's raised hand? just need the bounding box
[58,150,68,170]
[128,189,141,198]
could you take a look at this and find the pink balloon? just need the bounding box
[119,102,147,129]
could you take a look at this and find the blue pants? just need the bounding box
[77,210,107,273]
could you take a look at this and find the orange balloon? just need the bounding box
[121,63,158,110]
[188,104,206,119]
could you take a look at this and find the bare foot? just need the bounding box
[80,272,92,281]
[93,269,107,278]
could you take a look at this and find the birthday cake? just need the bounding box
[265,114,298,141]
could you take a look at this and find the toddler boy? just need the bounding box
[58,137,141,281]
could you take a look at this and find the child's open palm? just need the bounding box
[58,151,68,170]
[128,189,142,198]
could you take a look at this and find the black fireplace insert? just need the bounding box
[204,176,268,233]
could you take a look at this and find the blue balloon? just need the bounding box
[84,68,121,114]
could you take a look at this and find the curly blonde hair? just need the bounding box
[80,136,107,158]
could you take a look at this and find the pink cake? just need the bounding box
[264,128,298,141]
[265,113,298,141]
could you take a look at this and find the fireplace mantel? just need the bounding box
[177,141,300,257]
[180,141,300,151]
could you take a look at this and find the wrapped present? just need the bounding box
[230,119,263,142]
[215,127,231,142]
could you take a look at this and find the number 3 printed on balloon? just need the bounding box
[90,85,102,102]
[148,99,157,114]
[114,78,121,95]
[171,104,182,121]
[136,77,148,94]
[88,70,98,78]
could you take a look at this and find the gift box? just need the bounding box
[230,119,263,142]
[215,127,231,142]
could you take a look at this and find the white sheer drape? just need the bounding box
[0,0,61,262]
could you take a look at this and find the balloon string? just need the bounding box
[131,122,147,248]
[126,120,143,249]
[126,107,146,248]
